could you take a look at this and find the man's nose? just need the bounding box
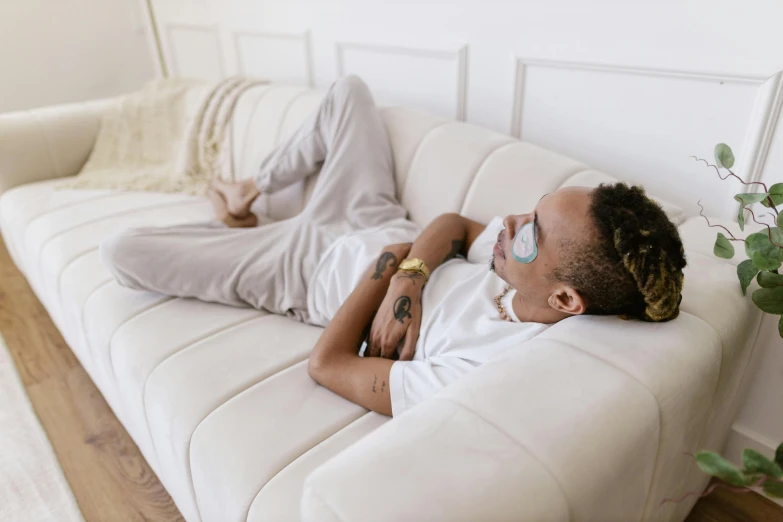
[504,213,530,235]
[503,215,517,237]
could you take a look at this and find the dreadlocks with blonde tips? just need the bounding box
[552,183,686,322]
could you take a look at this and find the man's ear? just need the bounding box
[548,286,587,316]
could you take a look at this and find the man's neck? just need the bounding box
[511,291,568,324]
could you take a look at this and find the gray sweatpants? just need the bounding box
[100,76,406,323]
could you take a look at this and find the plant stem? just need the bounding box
[745,207,783,248]
[698,201,744,241]
[724,168,780,216]
[691,157,769,191]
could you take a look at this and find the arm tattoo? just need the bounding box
[371,252,398,280]
[442,239,466,264]
[381,380,386,393]
[372,374,378,393]
[393,296,412,324]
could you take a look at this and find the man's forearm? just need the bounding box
[309,244,408,366]
[406,213,469,275]
[307,245,410,417]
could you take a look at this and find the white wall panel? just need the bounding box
[511,59,773,219]
[336,43,468,120]
[164,24,225,79]
[234,31,314,85]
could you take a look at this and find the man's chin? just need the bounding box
[489,256,505,279]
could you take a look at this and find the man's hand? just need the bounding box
[367,271,425,361]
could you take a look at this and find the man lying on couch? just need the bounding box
[100,75,686,417]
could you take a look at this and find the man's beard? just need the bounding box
[489,256,495,272]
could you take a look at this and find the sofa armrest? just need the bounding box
[302,314,723,522]
[0,98,116,196]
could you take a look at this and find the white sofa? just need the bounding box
[0,84,762,522]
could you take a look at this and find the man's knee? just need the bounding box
[99,229,144,282]
[331,75,373,104]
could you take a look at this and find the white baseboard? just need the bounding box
[724,423,783,507]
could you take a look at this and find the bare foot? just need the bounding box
[206,187,258,228]
[211,178,260,218]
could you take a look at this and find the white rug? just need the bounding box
[0,334,84,522]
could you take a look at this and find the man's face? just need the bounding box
[491,186,594,307]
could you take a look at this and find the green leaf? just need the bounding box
[734,193,770,205]
[761,183,783,208]
[714,233,735,259]
[757,271,783,288]
[714,143,735,169]
[763,479,783,498]
[735,193,770,232]
[778,212,783,227]
[745,231,783,271]
[779,316,783,339]
[696,451,755,486]
[742,449,783,478]
[737,260,759,295]
[752,287,783,314]
[776,441,783,468]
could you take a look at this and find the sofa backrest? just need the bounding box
[231,84,686,228]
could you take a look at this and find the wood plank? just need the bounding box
[0,238,183,522]
[0,238,79,387]
[685,480,783,522]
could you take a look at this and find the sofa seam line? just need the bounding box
[304,486,348,522]
[98,297,177,388]
[552,340,663,520]
[238,86,275,177]
[274,89,313,146]
[457,140,517,215]
[187,358,313,520]
[397,121,451,199]
[658,312,731,520]
[247,411,374,514]
[139,312,269,494]
[60,274,113,331]
[36,198,202,261]
[33,199,203,289]
[22,192,131,237]
[77,278,119,373]
[56,248,109,313]
[240,409,367,522]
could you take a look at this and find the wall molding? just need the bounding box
[232,30,314,86]
[741,71,783,185]
[335,41,469,121]
[163,23,226,77]
[510,57,781,191]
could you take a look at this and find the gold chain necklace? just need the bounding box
[493,285,514,322]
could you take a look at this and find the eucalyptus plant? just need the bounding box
[701,143,783,339]
[674,144,783,503]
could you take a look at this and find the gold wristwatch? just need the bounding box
[397,258,430,282]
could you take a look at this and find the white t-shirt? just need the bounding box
[307,217,549,416]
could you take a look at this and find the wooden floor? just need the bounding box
[1,237,782,522]
[0,239,183,521]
